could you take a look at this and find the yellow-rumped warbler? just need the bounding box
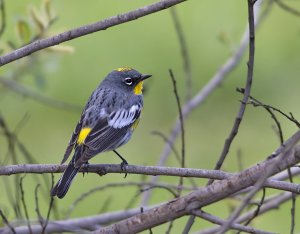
[51,67,151,198]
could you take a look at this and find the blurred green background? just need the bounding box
[1,0,300,233]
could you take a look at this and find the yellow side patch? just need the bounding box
[116,67,132,72]
[134,81,143,95]
[131,118,140,130]
[77,127,92,144]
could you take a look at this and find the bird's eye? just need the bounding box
[124,77,133,86]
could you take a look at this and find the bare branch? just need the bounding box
[0,207,153,234]
[197,192,293,234]
[0,0,186,66]
[170,7,192,100]
[192,210,274,234]
[0,164,299,194]
[34,184,44,227]
[209,0,257,185]
[19,176,32,234]
[42,174,54,233]
[0,210,16,234]
[0,77,81,112]
[218,115,299,233]
[143,0,267,207]
[66,181,195,218]
[94,132,300,233]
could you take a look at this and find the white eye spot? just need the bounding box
[124,77,133,86]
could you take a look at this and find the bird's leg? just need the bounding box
[113,150,128,177]
[82,161,90,177]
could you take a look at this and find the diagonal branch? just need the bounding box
[208,0,257,184]
[142,0,267,207]
[0,0,186,66]
[0,77,81,112]
[94,131,300,233]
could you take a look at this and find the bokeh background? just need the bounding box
[1,0,300,233]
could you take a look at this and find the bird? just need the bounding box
[51,67,151,198]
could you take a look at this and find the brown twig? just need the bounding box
[66,181,194,218]
[94,133,300,233]
[237,88,298,233]
[145,0,267,208]
[34,184,44,227]
[19,176,33,234]
[243,188,266,227]
[151,130,181,162]
[192,210,273,234]
[208,0,257,186]
[197,192,293,234]
[238,88,300,128]
[218,117,299,232]
[0,209,16,234]
[170,7,192,101]
[169,69,185,185]
[42,173,54,233]
[168,69,186,234]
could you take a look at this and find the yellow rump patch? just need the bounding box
[134,81,143,95]
[115,67,132,72]
[77,127,92,144]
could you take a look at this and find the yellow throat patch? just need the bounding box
[77,127,91,144]
[134,81,143,95]
[115,67,132,72]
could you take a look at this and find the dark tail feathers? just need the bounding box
[51,161,80,199]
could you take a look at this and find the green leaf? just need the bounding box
[16,20,31,44]
[29,6,46,32]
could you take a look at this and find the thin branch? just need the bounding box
[151,130,181,163]
[197,192,293,234]
[238,88,300,128]
[0,77,81,112]
[208,0,257,185]
[142,0,267,206]
[218,121,299,233]
[0,0,186,66]
[192,210,274,234]
[274,0,300,17]
[19,176,33,234]
[66,181,194,218]
[1,164,300,194]
[169,70,185,169]
[237,88,298,233]
[243,188,266,227]
[0,210,16,234]
[0,207,154,234]
[168,69,186,233]
[170,7,192,100]
[34,184,44,227]
[0,0,5,38]
[94,135,300,233]
[42,173,55,233]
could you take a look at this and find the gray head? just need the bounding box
[101,67,151,95]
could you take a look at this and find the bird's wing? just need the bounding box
[60,117,83,164]
[74,105,141,167]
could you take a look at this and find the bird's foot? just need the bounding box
[82,161,90,177]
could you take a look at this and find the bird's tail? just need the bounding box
[51,148,84,198]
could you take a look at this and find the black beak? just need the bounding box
[141,74,152,81]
